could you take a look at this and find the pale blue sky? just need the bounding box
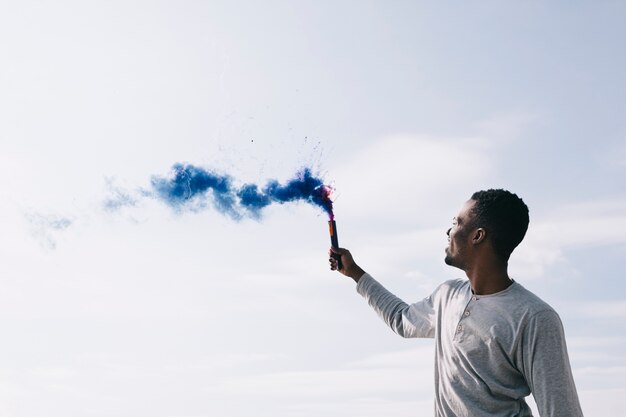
[0,1,625,416]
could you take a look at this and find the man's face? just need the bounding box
[444,200,477,270]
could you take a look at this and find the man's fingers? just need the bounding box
[329,246,343,255]
[329,258,337,270]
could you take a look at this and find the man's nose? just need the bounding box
[446,228,451,237]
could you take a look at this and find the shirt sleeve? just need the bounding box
[521,310,584,417]
[356,273,436,338]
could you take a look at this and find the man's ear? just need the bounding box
[472,228,486,245]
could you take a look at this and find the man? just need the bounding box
[329,189,583,417]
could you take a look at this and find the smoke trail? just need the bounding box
[102,177,139,212]
[25,211,73,250]
[148,163,335,219]
[151,163,240,218]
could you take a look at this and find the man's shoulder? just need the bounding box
[433,278,470,300]
[507,281,557,317]
[440,278,469,290]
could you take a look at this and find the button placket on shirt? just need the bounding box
[456,296,478,336]
[465,295,479,319]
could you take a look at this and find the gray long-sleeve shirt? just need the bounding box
[356,273,583,417]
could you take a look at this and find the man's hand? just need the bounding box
[328,247,366,283]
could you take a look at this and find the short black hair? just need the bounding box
[469,189,529,261]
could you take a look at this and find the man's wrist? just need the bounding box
[349,266,366,283]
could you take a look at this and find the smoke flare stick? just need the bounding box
[329,220,343,270]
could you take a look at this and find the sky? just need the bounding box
[1,1,625,416]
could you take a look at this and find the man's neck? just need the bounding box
[465,262,512,295]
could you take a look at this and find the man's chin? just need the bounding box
[444,253,460,269]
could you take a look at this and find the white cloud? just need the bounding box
[542,197,626,247]
[345,346,434,370]
[203,346,435,415]
[565,336,626,374]
[510,196,626,279]
[473,109,541,142]
[164,353,287,374]
[509,223,567,280]
[577,301,626,319]
[281,398,431,417]
[568,336,626,351]
[331,136,494,226]
[578,388,625,417]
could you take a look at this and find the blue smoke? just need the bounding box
[151,164,239,217]
[149,163,334,219]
